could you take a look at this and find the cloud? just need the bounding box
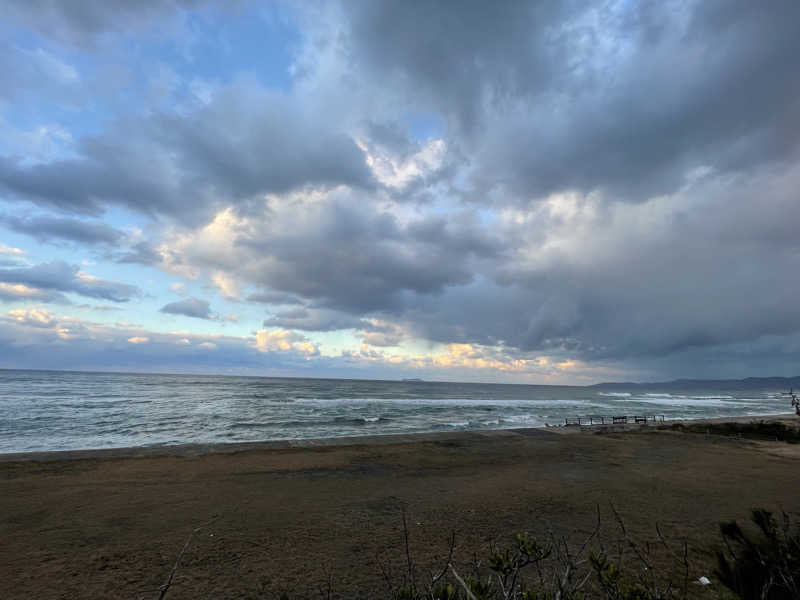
[254,329,318,356]
[115,241,163,265]
[0,83,374,225]
[161,193,500,314]
[8,307,56,327]
[2,1,800,381]
[360,319,406,347]
[0,282,69,303]
[211,272,239,300]
[0,261,138,302]
[0,41,83,105]
[153,158,800,377]
[328,0,800,202]
[83,304,122,312]
[0,313,327,374]
[264,307,365,332]
[2,0,209,47]
[159,297,214,319]
[0,243,25,255]
[2,214,125,245]
[246,291,303,306]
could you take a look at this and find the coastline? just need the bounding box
[1,411,794,463]
[3,411,800,599]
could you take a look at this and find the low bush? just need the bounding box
[666,421,800,443]
[170,506,800,599]
[715,508,800,599]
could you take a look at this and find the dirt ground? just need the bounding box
[2,422,799,599]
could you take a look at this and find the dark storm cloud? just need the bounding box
[476,0,800,202]
[187,158,800,376]
[4,0,800,381]
[338,0,800,201]
[2,214,124,245]
[0,261,139,302]
[236,200,502,313]
[341,1,568,135]
[375,167,800,364]
[246,291,303,306]
[160,297,214,320]
[263,307,366,332]
[0,85,374,224]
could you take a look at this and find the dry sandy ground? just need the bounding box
[2,419,799,599]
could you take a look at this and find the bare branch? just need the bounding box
[449,563,479,600]
[430,531,456,588]
[401,504,417,593]
[157,515,219,600]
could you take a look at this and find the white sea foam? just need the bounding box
[0,370,790,453]
[635,396,740,406]
[503,414,540,423]
[290,397,588,408]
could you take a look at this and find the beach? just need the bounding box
[2,416,799,599]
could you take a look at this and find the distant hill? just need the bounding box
[590,375,800,391]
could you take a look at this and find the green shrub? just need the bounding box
[715,508,800,599]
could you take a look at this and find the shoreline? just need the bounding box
[3,409,800,598]
[2,411,794,463]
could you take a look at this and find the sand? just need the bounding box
[2,416,799,599]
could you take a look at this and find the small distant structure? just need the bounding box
[782,388,800,416]
[564,414,664,426]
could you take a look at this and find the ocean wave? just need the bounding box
[635,396,739,406]
[502,414,541,424]
[228,416,391,429]
[1,370,790,453]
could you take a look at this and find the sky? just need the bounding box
[0,0,799,384]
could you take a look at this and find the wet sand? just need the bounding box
[1,416,799,599]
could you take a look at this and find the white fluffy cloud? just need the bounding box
[254,329,318,357]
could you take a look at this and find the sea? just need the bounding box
[0,369,795,453]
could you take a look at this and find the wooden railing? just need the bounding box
[564,415,665,426]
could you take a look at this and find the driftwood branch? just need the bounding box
[157,515,219,600]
